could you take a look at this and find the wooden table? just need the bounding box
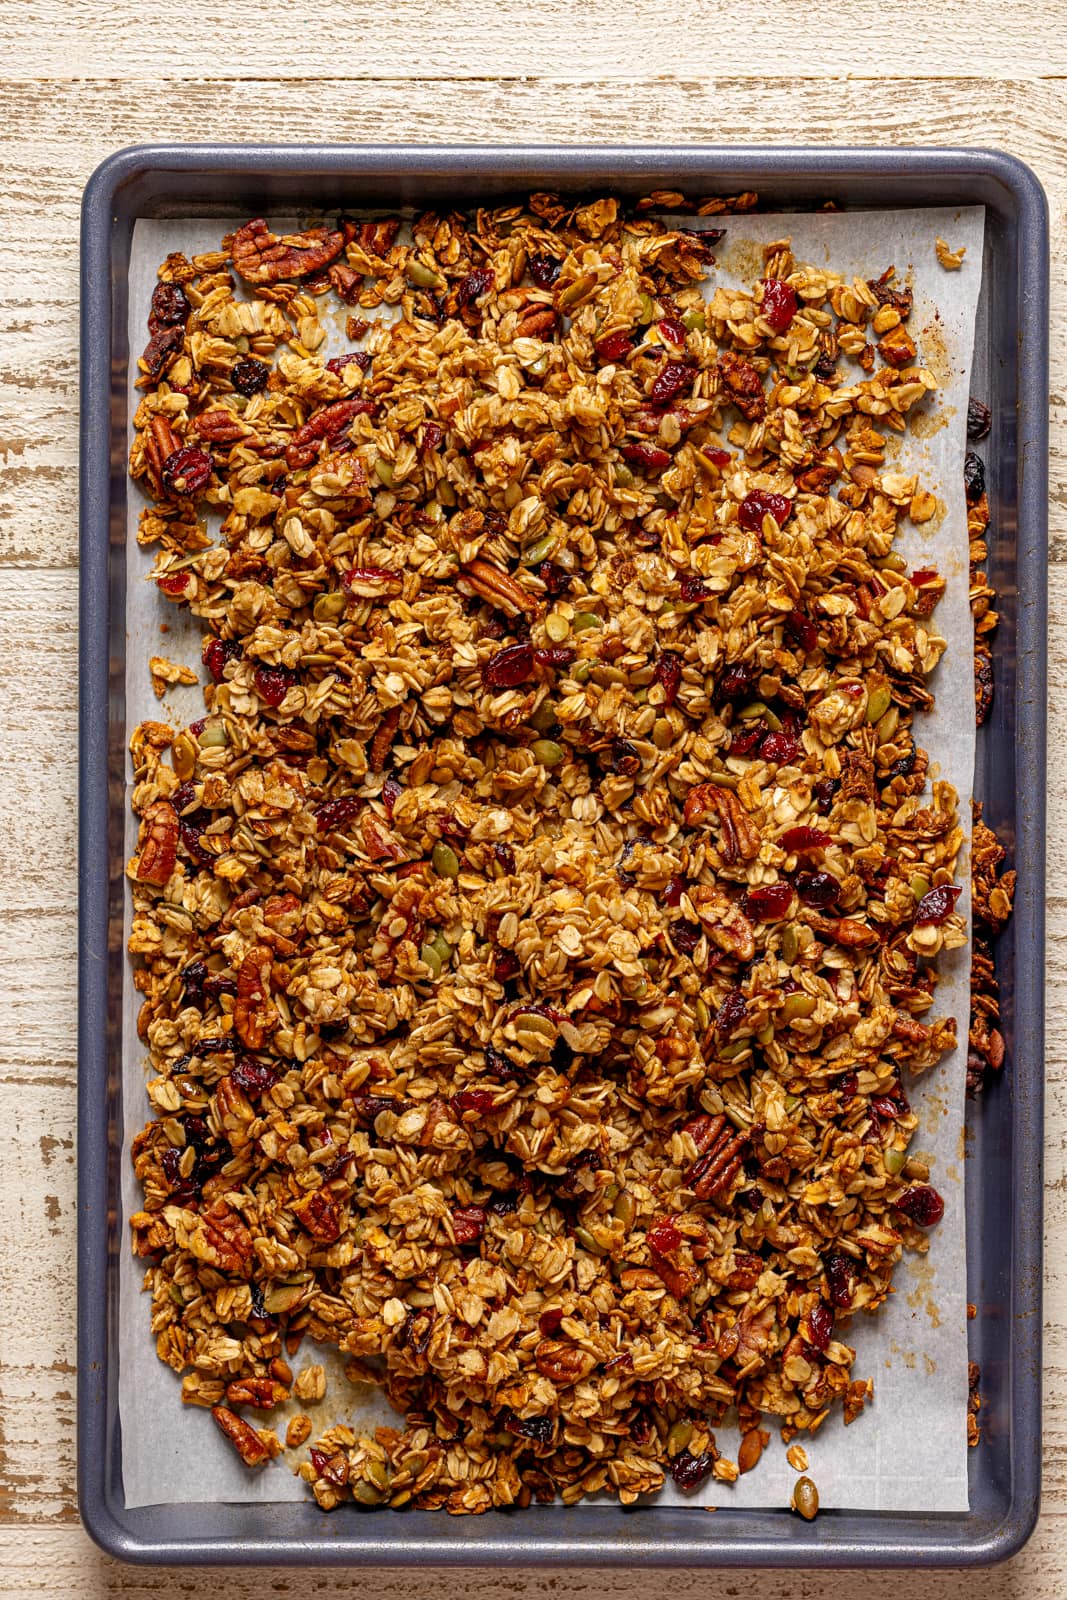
[3,5,1064,1591]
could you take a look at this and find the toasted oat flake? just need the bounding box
[126,194,974,1515]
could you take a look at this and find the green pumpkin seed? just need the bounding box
[367,1460,392,1491]
[197,719,228,748]
[545,611,571,642]
[866,684,892,724]
[430,930,452,963]
[571,661,592,683]
[613,463,635,488]
[420,941,443,978]
[718,1039,751,1062]
[638,293,655,324]
[574,1226,605,1257]
[572,611,602,633]
[431,841,460,878]
[530,699,558,733]
[792,1477,819,1520]
[884,1146,907,1176]
[373,458,396,488]
[781,991,816,1023]
[910,873,931,900]
[521,534,558,566]
[738,700,782,732]
[682,309,706,332]
[351,1479,386,1506]
[406,259,445,290]
[558,272,598,309]
[436,481,456,507]
[171,731,197,781]
[780,924,799,964]
[531,739,564,768]
[666,1420,693,1457]
[313,591,347,623]
[613,1190,636,1228]
[695,997,710,1031]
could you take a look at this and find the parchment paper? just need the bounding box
[120,205,985,1511]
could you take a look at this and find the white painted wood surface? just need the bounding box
[1,13,1064,1591]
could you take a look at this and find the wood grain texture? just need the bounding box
[0,16,1063,1593]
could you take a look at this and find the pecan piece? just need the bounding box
[234,944,275,1049]
[369,707,401,773]
[717,351,766,421]
[286,399,376,470]
[514,305,558,341]
[684,1113,747,1202]
[193,408,252,445]
[194,1198,253,1274]
[293,1188,342,1244]
[838,749,876,803]
[458,558,537,617]
[212,1406,272,1466]
[689,884,756,960]
[878,326,917,368]
[328,261,363,303]
[142,414,181,497]
[534,1339,597,1387]
[683,784,760,864]
[139,324,185,382]
[231,218,345,285]
[134,800,179,886]
[806,914,880,949]
[225,1377,290,1410]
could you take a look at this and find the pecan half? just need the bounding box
[195,1198,253,1274]
[225,1377,290,1410]
[293,1188,342,1244]
[684,1113,748,1201]
[716,351,766,421]
[134,800,179,886]
[286,399,376,470]
[212,1406,272,1466]
[234,944,275,1049]
[458,558,537,617]
[232,218,345,285]
[142,414,181,497]
[683,784,760,864]
[838,749,876,803]
[534,1339,597,1386]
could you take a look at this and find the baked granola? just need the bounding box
[126,197,974,1513]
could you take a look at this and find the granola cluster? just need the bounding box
[128,198,973,1513]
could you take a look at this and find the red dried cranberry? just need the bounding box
[381,775,402,817]
[669,1449,716,1490]
[760,278,798,333]
[812,777,838,814]
[452,1089,496,1116]
[485,1046,523,1082]
[148,281,190,331]
[915,884,962,925]
[785,610,818,653]
[716,989,747,1036]
[492,842,516,873]
[658,316,687,348]
[739,489,791,532]
[157,573,191,597]
[171,780,198,813]
[671,920,703,956]
[837,1070,858,1101]
[231,357,270,395]
[539,1307,564,1336]
[253,663,294,707]
[325,351,371,378]
[894,1184,945,1226]
[679,573,711,603]
[314,796,360,830]
[456,268,494,308]
[611,738,641,777]
[321,1150,355,1182]
[534,645,576,670]
[661,875,686,907]
[649,359,691,406]
[729,721,766,758]
[231,1056,279,1097]
[794,870,839,909]
[807,1300,833,1352]
[351,1092,399,1123]
[451,1205,487,1245]
[141,325,185,379]
[967,397,992,440]
[870,1093,905,1122]
[202,637,241,682]
[595,329,634,362]
[204,973,236,1002]
[537,561,572,597]
[964,451,985,502]
[653,651,682,707]
[483,641,534,688]
[779,825,831,854]
[759,731,799,765]
[492,949,520,982]
[420,420,444,457]
[744,882,793,921]
[824,1251,854,1308]
[528,255,561,289]
[178,816,213,866]
[161,445,213,499]
[647,1217,682,1255]
[621,441,671,473]
[181,959,208,1008]
[509,1412,553,1444]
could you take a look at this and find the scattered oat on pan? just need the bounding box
[127,197,976,1514]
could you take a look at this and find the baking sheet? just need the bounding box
[120,204,985,1512]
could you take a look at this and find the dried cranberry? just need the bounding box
[528,255,561,289]
[784,610,818,653]
[539,1307,564,1336]
[595,329,634,363]
[964,451,985,502]
[716,989,746,1036]
[488,1191,518,1216]
[679,573,710,603]
[812,777,838,814]
[452,1205,487,1245]
[653,651,682,707]
[678,226,725,250]
[483,641,534,689]
[760,731,800,765]
[814,351,837,380]
[967,397,992,440]
[647,1217,682,1255]
[534,645,576,670]
[611,738,641,777]
[456,268,494,308]
[314,796,360,830]
[730,722,766,757]
[794,870,839,909]
[253,663,294,707]
[452,1089,497,1119]
[141,325,186,379]
[661,875,686,907]
[204,973,236,1003]
[870,1092,906,1122]
[807,1300,833,1352]
[351,1093,399,1124]
[894,1184,945,1226]
[889,749,916,780]
[914,884,962,925]
[483,1048,521,1084]
[739,489,791,532]
[658,316,687,348]
[824,1252,854,1309]
[760,278,798,333]
[537,561,572,597]
[325,351,371,378]
[161,445,213,499]
[779,825,831,854]
[231,357,270,395]
[181,959,208,1008]
[669,1449,716,1490]
[231,1056,279,1097]
[492,842,516,874]
[509,1413,553,1444]
[837,1070,858,1102]
[157,573,191,597]
[179,818,214,866]
[718,663,752,701]
[381,774,402,817]
[202,637,241,682]
[744,882,793,921]
[148,281,190,331]
[621,441,671,473]
[420,420,444,457]
[649,359,691,406]
[492,948,520,982]
[671,921,703,956]
[736,1187,762,1211]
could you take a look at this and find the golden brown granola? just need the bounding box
[126,198,971,1514]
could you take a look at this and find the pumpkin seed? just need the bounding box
[531,739,564,768]
[780,923,799,964]
[197,719,228,748]
[613,1190,636,1228]
[351,1478,386,1506]
[373,458,395,488]
[682,309,706,332]
[558,272,598,310]
[781,991,816,1023]
[545,611,571,642]
[419,941,443,978]
[738,700,782,732]
[431,841,460,878]
[572,611,602,633]
[530,699,558,734]
[884,1146,907,1176]
[313,591,346,623]
[406,259,445,290]
[574,1226,605,1257]
[171,731,197,781]
[521,534,557,566]
[909,873,931,900]
[718,1039,751,1062]
[571,661,592,683]
[666,1419,693,1457]
[613,463,635,488]
[694,997,710,1031]
[792,1476,819,1520]
[866,683,892,724]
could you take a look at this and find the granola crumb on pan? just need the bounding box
[127,196,979,1513]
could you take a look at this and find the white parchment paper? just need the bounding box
[120,205,985,1511]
